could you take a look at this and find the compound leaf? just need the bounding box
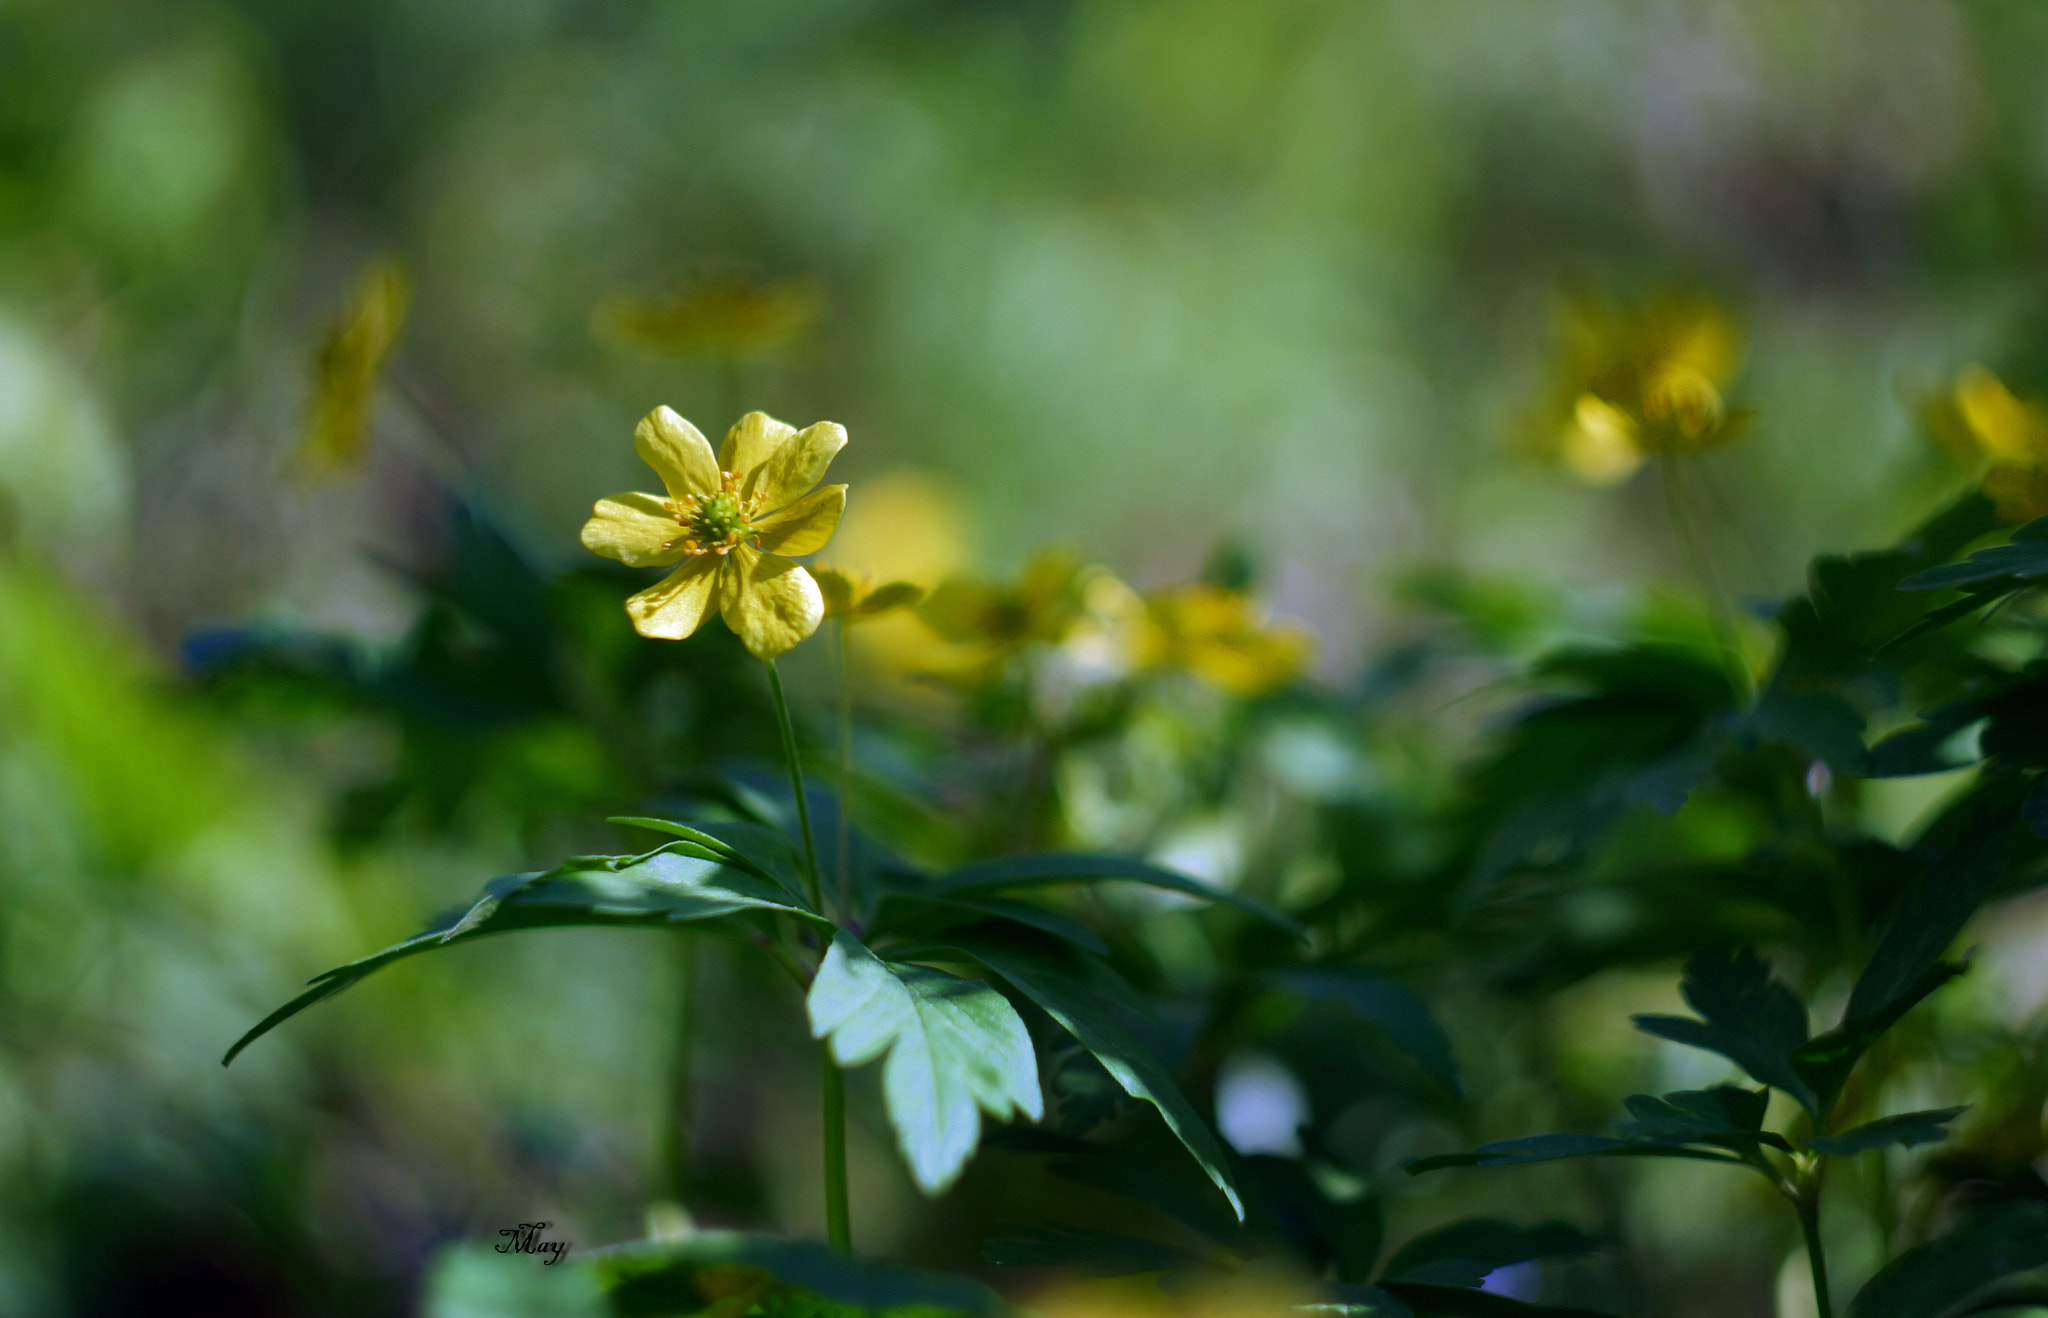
[807,932,1041,1195]
[1631,948,1819,1116]
[942,937,1245,1219]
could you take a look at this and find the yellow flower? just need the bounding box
[580,408,847,658]
[598,274,821,361]
[1134,583,1311,697]
[814,567,923,622]
[1927,365,2048,523]
[299,258,409,475]
[1540,290,1750,484]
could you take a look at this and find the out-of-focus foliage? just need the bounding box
[11,1,2048,1316]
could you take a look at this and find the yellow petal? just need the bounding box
[581,492,686,567]
[720,545,823,658]
[635,407,721,502]
[720,411,798,478]
[753,484,846,556]
[626,557,722,640]
[750,421,847,513]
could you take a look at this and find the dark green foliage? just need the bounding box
[1378,1220,1600,1288]
[1632,948,1820,1115]
[1845,1200,2048,1318]
[1807,1108,1966,1156]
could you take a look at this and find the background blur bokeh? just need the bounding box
[7,1,2048,1314]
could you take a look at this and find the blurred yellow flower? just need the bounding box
[815,567,923,622]
[580,408,846,658]
[598,274,821,361]
[920,551,1091,660]
[1135,583,1311,697]
[1540,290,1749,485]
[1926,364,2048,522]
[299,257,408,475]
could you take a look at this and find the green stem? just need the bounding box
[1798,1192,1834,1318]
[1661,460,1752,701]
[836,620,854,922]
[763,658,825,914]
[763,657,850,1250]
[821,1043,851,1252]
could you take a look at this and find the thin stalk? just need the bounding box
[821,1044,851,1252]
[763,658,825,913]
[836,619,854,922]
[1661,460,1753,701]
[762,657,849,1250]
[1798,1196,1834,1318]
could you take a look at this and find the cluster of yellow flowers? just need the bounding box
[1538,290,1750,485]
[580,408,1310,697]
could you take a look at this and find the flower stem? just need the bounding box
[836,619,854,921]
[1660,460,1752,701]
[1797,1192,1833,1318]
[763,657,850,1249]
[821,1042,851,1253]
[763,658,825,914]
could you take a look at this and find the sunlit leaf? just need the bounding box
[806,932,1042,1194]
[225,846,820,1065]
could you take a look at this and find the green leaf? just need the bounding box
[939,937,1246,1219]
[1899,535,2048,593]
[1380,1219,1601,1288]
[933,852,1304,936]
[981,1224,1209,1275]
[610,814,812,902]
[225,846,819,1066]
[1615,1087,1792,1154]
[807,931,1042,1194]
[1846,781,2020,1026]
[1275,968,1462,1095]
[584,1230,1003,1317]
[1404,1134,1743,1175]
[1848,1200,2048,1318]
[877,893,1111,957]
[1808,1106,1966,1156]
[1793,960,1968,1120]
[1631,948,1819,1117]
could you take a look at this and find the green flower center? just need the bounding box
[691,490,748,546]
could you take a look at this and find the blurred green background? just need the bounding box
[5,1,2048,1314]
